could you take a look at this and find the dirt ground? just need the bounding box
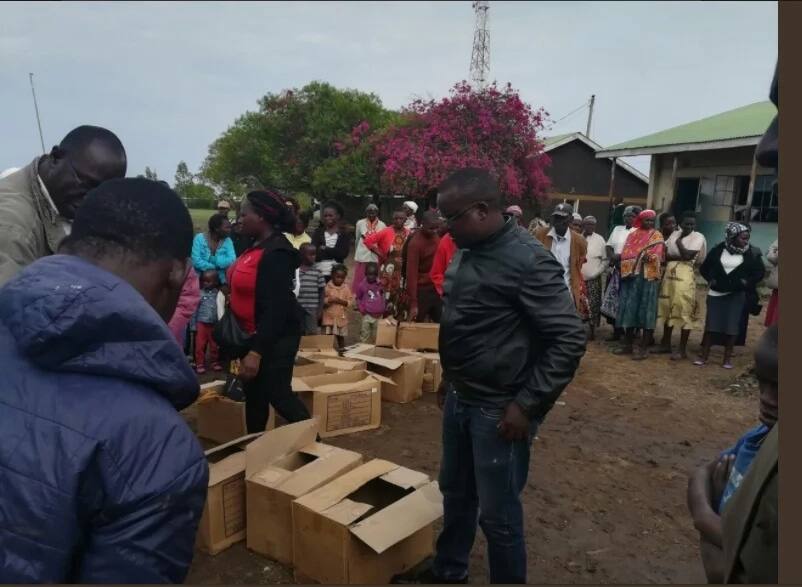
[185,293,766,585]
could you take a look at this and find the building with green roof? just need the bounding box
[595,101,777,252]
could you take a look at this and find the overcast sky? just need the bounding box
[1,1,777,181]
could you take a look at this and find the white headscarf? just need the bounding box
[403,200,419,213]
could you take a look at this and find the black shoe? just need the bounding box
[391,559,468,584]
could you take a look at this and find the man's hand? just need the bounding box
[711,454,735,506]
[436,380,447,410]
[498,401,530,442]
[239,351,261,382]
[409,304,419,322]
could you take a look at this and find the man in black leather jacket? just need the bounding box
[430,168,585,584]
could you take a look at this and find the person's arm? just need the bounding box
[356,281,366,314]
[190,234,216,273]
[766,241,778,266]
[250,250,296,355]
[331,232,350,263]
[215,238,236,271]
[746,251,767,288]
[429,236,451,297]
[513,251,587,422]
[363,229,386,260]
[76,456,208,583]
[406,236,421,316]
[0,223,40,287]
[674,236,698,262]
[699,245,716,284]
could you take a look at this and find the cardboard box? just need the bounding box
[412,352,442,393]
[245,419,363,564]
[293,459,443,584]
[197,381,274,444]
[375,321,440,352]
[299,335,338,353]
[304,353,367,372]
[396,323,440,352]
[344,345,426,404]
[197,432,263,555]
[293,370,386,438]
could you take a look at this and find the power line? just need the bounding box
[550,99,591,127]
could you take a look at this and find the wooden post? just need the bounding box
[607,157,616,229]
[664,154,678,213]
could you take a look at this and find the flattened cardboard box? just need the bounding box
[375,321,440,352]
[245,419,363,564]
[197,381,274,445]
[292,459,444,585]
[293,370,389,438]
[197,432,263,555]
[344,345,425,404]
[303,353,367,372]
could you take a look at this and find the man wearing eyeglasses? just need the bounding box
[0,125,127,286]
[395,168,586,584]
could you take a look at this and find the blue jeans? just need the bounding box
[433,390,536,584]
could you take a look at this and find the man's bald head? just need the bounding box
[437,168,502,211]
[38,125,127,220]
[437,168,505,248]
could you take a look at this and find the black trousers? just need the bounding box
[244,334,310,433]
[416,284,443,323]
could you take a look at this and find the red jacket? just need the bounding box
[429,232,457,297]
[363,226,409,262]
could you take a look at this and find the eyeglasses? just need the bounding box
[440,202,484,225]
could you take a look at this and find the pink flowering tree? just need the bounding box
[371,81,551,201]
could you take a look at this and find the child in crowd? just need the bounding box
[285,211,312,250]
[686,324,778,579]
[356,262,386,343]
[194,269,223,374]
[297,243,325,335]
[322,263,353,351]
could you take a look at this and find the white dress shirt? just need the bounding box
[548,226,572,290]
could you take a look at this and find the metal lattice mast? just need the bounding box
[470,1,490,89]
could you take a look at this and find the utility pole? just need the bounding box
[470,1,490,89]
[29,73,46,154]
[586,94,595,138]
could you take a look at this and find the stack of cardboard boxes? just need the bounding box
[196,420,443,584]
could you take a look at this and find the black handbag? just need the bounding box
[212,308,252,359]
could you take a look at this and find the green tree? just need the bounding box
[173,161,217,209]
[202,81,397,198]
[137,166,159,181]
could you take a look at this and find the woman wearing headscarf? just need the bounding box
[311,200,350,282]
[614,209,665,359]
[764,239,778,327]
[364,209,410,318]
[227,189,311,433]
[581,215,608,340]
[601,205,640,340]
[571,212,583,233]
[656,211,707,360]
[696,223,765,369]
[403,200,419,230]
[352,203,386,293]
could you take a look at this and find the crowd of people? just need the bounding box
[0,65,778,585]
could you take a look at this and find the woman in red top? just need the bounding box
[228,190,311,433]
[429,231,458,297]
[364,209,410,318]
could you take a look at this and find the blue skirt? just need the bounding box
[617,274,660,330]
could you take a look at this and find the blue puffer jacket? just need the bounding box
[0,255,209,583]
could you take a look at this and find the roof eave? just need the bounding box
[595,136,761,159]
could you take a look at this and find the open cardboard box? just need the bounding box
[197,381,274,444]
[408,352,442,393]
[246,419,363,565]
[292,459,443,584]
[303,353,367,372]
[375,321,440,352]
[292,370,389,438]
[344,345,425,404]
[197,432,263,555]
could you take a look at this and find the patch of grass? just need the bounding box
[188,208,216,232]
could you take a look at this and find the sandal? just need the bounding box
[693,359,706,366]
[723,363,734,370]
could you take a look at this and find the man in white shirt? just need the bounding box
[0,125,127,286]
[548,204,573,290]
[581,215,609,340]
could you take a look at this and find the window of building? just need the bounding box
[750,174,778,223]
[713,175,750,207]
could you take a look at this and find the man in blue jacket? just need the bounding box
[0,178,209,583]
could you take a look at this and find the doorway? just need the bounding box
[673,178,700,217]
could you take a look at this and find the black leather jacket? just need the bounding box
[439,219,586,421]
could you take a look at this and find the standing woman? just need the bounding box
[601,205,640,340]
[696,223,765,369]
[764,239,778,327]
[352,203,386,293]
[364,209,410,318]
[402,200,419,230]
[581,216,608,341]
[615,209,665,360]
[656,211,707,359]
[311,200,350,282]
[191,213,236,286]
[227,190,311,433]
